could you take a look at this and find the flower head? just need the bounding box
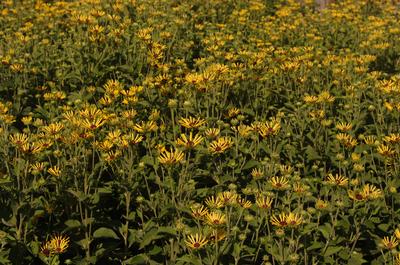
[191,205,209,219]
[41,234,70,256]
[176,132,203,149]
[326,173,348,187]
[178,117,206,129]
[382,236,398,250]
[256,196,273,209]
[158,148,184,165]
[208,137,233,154]
[269,176,290,190]
[205,211,226,226]
[185,233,208,250]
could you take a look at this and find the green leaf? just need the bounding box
[64,219,81,229]
[157,226,177,235]
[142,155,154,166]
[242,160,260,170]
[233,243,241,257]
[319,224,332,240]
[307,241,324,251]
[348,252,367,265]
[176,255,202,265]
[93,227,119,240]
[324,246,343,257]
[67,189,88,202]
[148,246,162,255]
[378,223,389,232]
[139,228,162,249]
[123,254,147,265]
[305,146,321,161]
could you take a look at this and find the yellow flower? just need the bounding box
[49,234,70,254]
[80,117,107,130]
[9,133,29,146]
[42,122,64,136]
[95,140,114,151]
[191,205,209,219]
[317,91,335,103]
[336,121,352,132]
[279,165,294,176]
[205,211,226,226]
[395,253,400,265]
[237,197,252,209]
[158,148,184,165]
[251,168,264,180]
[292,182,308,194]
[178,116,206,129]
[269,176,290,190]
[103,79,123,97]
[383,133,400,144]
[348,190,366,202]
[123,133,143,145]
[377,144,395,157]
[363,135,376,145]
[326,173,348,187]
[382,236,398,250]
[176,132,203,149]
[204,196,224,209]
[232,124,253,138]
[102,150,122,163]
[315,199,328,210]
[185,233,208,250]
[30,162,46,174]
[21,116,32,125]
[395,228,400,240]
[253,120,281,138]
[256,196,273,209]
[287,212,302,227]
[270,213,288,228]
[336,133,357,148]
[204,128,220,139]
[20,142,44,154]
[133,121,158,133]
[41,234,70,256]
[208,137,233,154]
[303,95,318,104]
[271,211,302,228]
[48,166,61,177]
[217,191,237,206]
[227,107,240,118]
[362,184,382,199]
[209,229,226,242]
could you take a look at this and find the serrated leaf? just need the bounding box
[93,227,119,240]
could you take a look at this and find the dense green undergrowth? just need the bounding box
[1,0,400,264]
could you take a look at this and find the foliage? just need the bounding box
[1,0,400,264]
